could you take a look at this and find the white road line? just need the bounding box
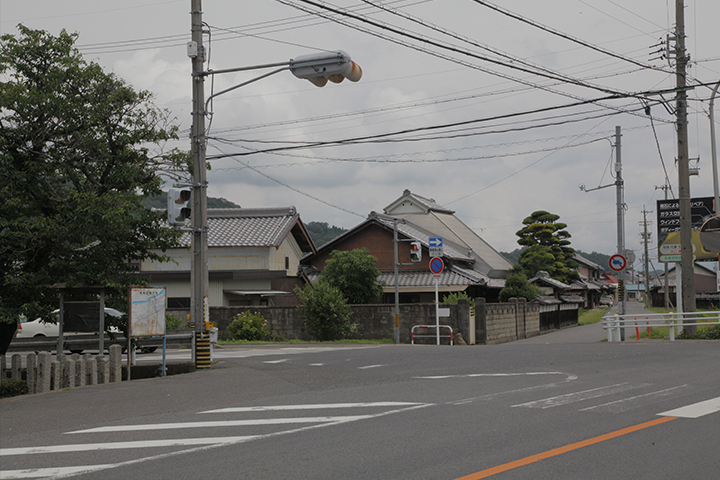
[416,371,565,379]
[450,373,578,405]
[65,415,373,434]
[513,383,648,409]
[0,464,115,479]
[658,396,720,418]
[262,359,288,364]
[580,385,687,413]
[1,436,256,456]
[199,402,422,414]
[358,364,384,370]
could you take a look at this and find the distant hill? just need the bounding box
[142,193,240,210]
[305,221,348,247]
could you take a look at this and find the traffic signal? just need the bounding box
[289,51,362,87]
[410,241,422,263]
[167,187,191,226]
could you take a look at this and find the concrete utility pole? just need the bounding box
[675,0,697,330]
[190,0,210,366]
[615,127,627,319]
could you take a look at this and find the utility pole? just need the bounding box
[393,219,400,344]
[640,207,652,304]
[655,184,671,308]
[615,127,626,339]
[674,0,697,331]
[190,0,210,367]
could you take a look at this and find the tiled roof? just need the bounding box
[530,271,571,289]
[384,189,455,215]
[177,207,309,249]
[304,264,500,289]
[371,214,474,262]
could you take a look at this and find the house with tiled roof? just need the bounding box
[136,207,315,308]
[301,190,512,303]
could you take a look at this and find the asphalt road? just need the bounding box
[2,308,719,480]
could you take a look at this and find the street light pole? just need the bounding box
[186,1,362,366]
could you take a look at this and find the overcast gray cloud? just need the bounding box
[3,0,719,271]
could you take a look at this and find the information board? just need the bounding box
[129,287,166,337]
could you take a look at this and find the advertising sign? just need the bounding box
[656,197,717,262]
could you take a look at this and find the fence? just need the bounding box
[1,345,124,394]
[601,311,720,342]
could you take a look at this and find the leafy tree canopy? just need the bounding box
[0,26,188,348]
[515,211,579,284]
[320,248,384,304]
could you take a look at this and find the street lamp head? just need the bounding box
[289,50,362,87]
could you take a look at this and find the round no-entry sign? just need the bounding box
[608,254,627,272]
[430,257,444,276]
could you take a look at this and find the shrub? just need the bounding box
[295,283,356,341]
[227,312,269,341]
[677,325,720,340]
[442,292,475,307]
[0,379,29,398]
[165,314,182,331]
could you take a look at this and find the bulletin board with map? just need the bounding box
[129,287,166,337]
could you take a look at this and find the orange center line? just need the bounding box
[454,416,678,480]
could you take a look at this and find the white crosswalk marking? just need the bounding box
[580,385,688,413]
[512,383,649,409]
[0,402,432,479]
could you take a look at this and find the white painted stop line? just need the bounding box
[658,396,720,418]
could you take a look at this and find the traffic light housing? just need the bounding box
[168,187,191,226]
[289,51,362,87]
[410,241,422,263]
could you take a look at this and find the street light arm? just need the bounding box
[204,66,290,112]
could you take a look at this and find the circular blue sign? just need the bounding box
[430,257,444,275]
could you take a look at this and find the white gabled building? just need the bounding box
[137,207,315,308]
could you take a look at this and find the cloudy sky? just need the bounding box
[3,0,719,270]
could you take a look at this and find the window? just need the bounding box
[167,297,190,309]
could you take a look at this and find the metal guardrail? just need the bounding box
[601,311,720,342]
[411,325,454,345]
[7,329,195,353]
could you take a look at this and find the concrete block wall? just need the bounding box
[1,345,123,394]
[483,298,540,345]
[173,298,543,345]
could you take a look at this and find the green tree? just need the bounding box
[499,266,540,302]
[320,248,384,304]
[515,211,579,284]
[295,283,356,341]
[0,27,186,353]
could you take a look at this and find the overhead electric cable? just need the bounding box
[471,0,670,73]
[276,0,675,123]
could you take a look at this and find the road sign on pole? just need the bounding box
[429,257,444,276]
[609,254,627,272]
[429,237,443,258]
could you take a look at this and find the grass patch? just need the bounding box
[579,307,610,326]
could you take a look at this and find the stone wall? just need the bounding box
[1,345,123,394]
